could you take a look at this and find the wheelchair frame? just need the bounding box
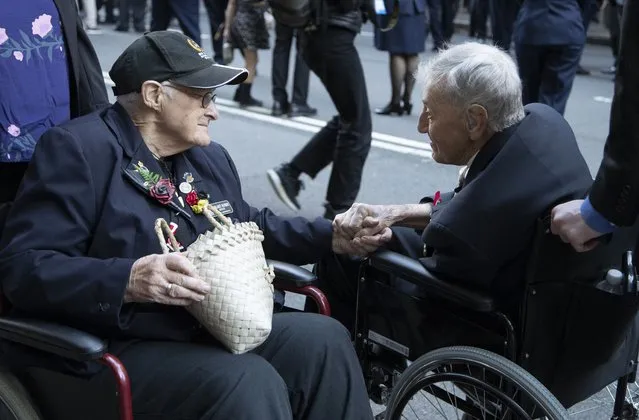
[0,259,330,420]
[352,221,639,419]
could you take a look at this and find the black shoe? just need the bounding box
[266,165,304,211]
[375,102,404,116]
[271,101,289,117]
[289,103,318,117]
[576,65,590,75]
[237,83,263,108]
[403,102,413,115]
[114,25,129,32]
[323,203,349,220]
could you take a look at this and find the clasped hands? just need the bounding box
[331,203,395,257]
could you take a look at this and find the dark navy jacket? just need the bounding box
[514,0,586,45]
[0,104,333,351]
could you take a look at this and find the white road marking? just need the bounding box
[594,96,613,104]
[102,73,432,159]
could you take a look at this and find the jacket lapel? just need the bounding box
[104,103,192,221]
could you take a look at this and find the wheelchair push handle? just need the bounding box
[597,251,638,296]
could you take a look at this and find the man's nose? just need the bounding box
[205,103,218,120]
[417,114,429,134]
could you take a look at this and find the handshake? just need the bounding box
[330,203,397,257]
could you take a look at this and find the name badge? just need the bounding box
[211,200,234,216]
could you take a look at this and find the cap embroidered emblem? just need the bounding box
[187,38,203,53]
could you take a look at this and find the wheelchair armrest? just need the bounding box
[0,317,107,362]
[368,250,496,312]
[268,259,317,287]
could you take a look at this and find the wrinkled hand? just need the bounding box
[332,229,393,257]
[550,200,603,252]
[333,203,396,241]
[125,253,211,306]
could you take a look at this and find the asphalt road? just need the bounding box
[88,18,624,419]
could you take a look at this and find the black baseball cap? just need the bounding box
[109,31,248,96]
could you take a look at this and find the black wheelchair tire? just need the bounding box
[384,346,568,420]
[0,368,41,420]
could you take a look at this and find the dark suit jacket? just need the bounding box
[514,0,586,45]
[0,104,333,355]
[589,0,639,226]
[420,104,592,304]
[54,0,109,117]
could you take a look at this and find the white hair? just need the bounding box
[417,42,525,132]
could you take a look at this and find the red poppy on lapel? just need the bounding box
[433,191,442,206]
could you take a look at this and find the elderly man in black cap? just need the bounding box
[0,31,381,419]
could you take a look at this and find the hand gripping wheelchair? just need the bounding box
[354,217,639,419]
[0,203,331,420]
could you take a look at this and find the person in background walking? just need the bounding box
[602,0,624,75]
[151,0,201,45]
[514,0,586,116]
[266,0,372,220]
[270,20,317,117]
[468,0,489,41]
[374,0,426,116]
[224,0,269,107]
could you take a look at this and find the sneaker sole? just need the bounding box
[266,169,300,212]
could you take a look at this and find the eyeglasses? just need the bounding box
[163,83,217,109]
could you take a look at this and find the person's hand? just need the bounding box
[333,203,396,240]
[550,199,604,252]
[331,229,393,257]
[124,253,211,306]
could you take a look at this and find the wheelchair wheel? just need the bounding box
[0,368,41,420]
[383,346,567,420]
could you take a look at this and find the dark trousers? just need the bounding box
[91,313,373,419]
[292,27,372,210]
[469,0,489,39]
[203,0,228,63]
[117,0,146,30]
[516,44,583,116]
[604,3,623,68]
[151,0,201,45]
[271,21,311,106]
[426,0,445,48]
[0,162,28,203]
[489,0,520,51]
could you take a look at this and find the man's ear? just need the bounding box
[140,81,164,112]
[466,104,489,140]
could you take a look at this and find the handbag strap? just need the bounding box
[154,218,180,254]
[202,204,234,231]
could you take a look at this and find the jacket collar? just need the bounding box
[103,103,203,221]
[462,122,519,188]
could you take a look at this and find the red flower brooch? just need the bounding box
[134,161,175,205]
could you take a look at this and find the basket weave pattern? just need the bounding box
[155,206,275,354]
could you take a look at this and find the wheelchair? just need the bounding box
[0,203,332,419]
[353,217,639,419]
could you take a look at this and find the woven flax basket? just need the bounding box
[155,205,275,354]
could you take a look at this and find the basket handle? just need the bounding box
[154,218,180,254]
[202,204,233,230]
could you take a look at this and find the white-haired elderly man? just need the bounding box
[315,42,593,335]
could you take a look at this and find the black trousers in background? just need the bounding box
[489,0,520,51]
[92,313,374,419]
[469,0,489,39]
[426,0,445,48]
[117,0,146,30]
[203,0,228,63]
[151,0,201,45]
[271,21,311,106]
[292,27,372,210]
[0,162,29,203]
[516,44,583,116]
